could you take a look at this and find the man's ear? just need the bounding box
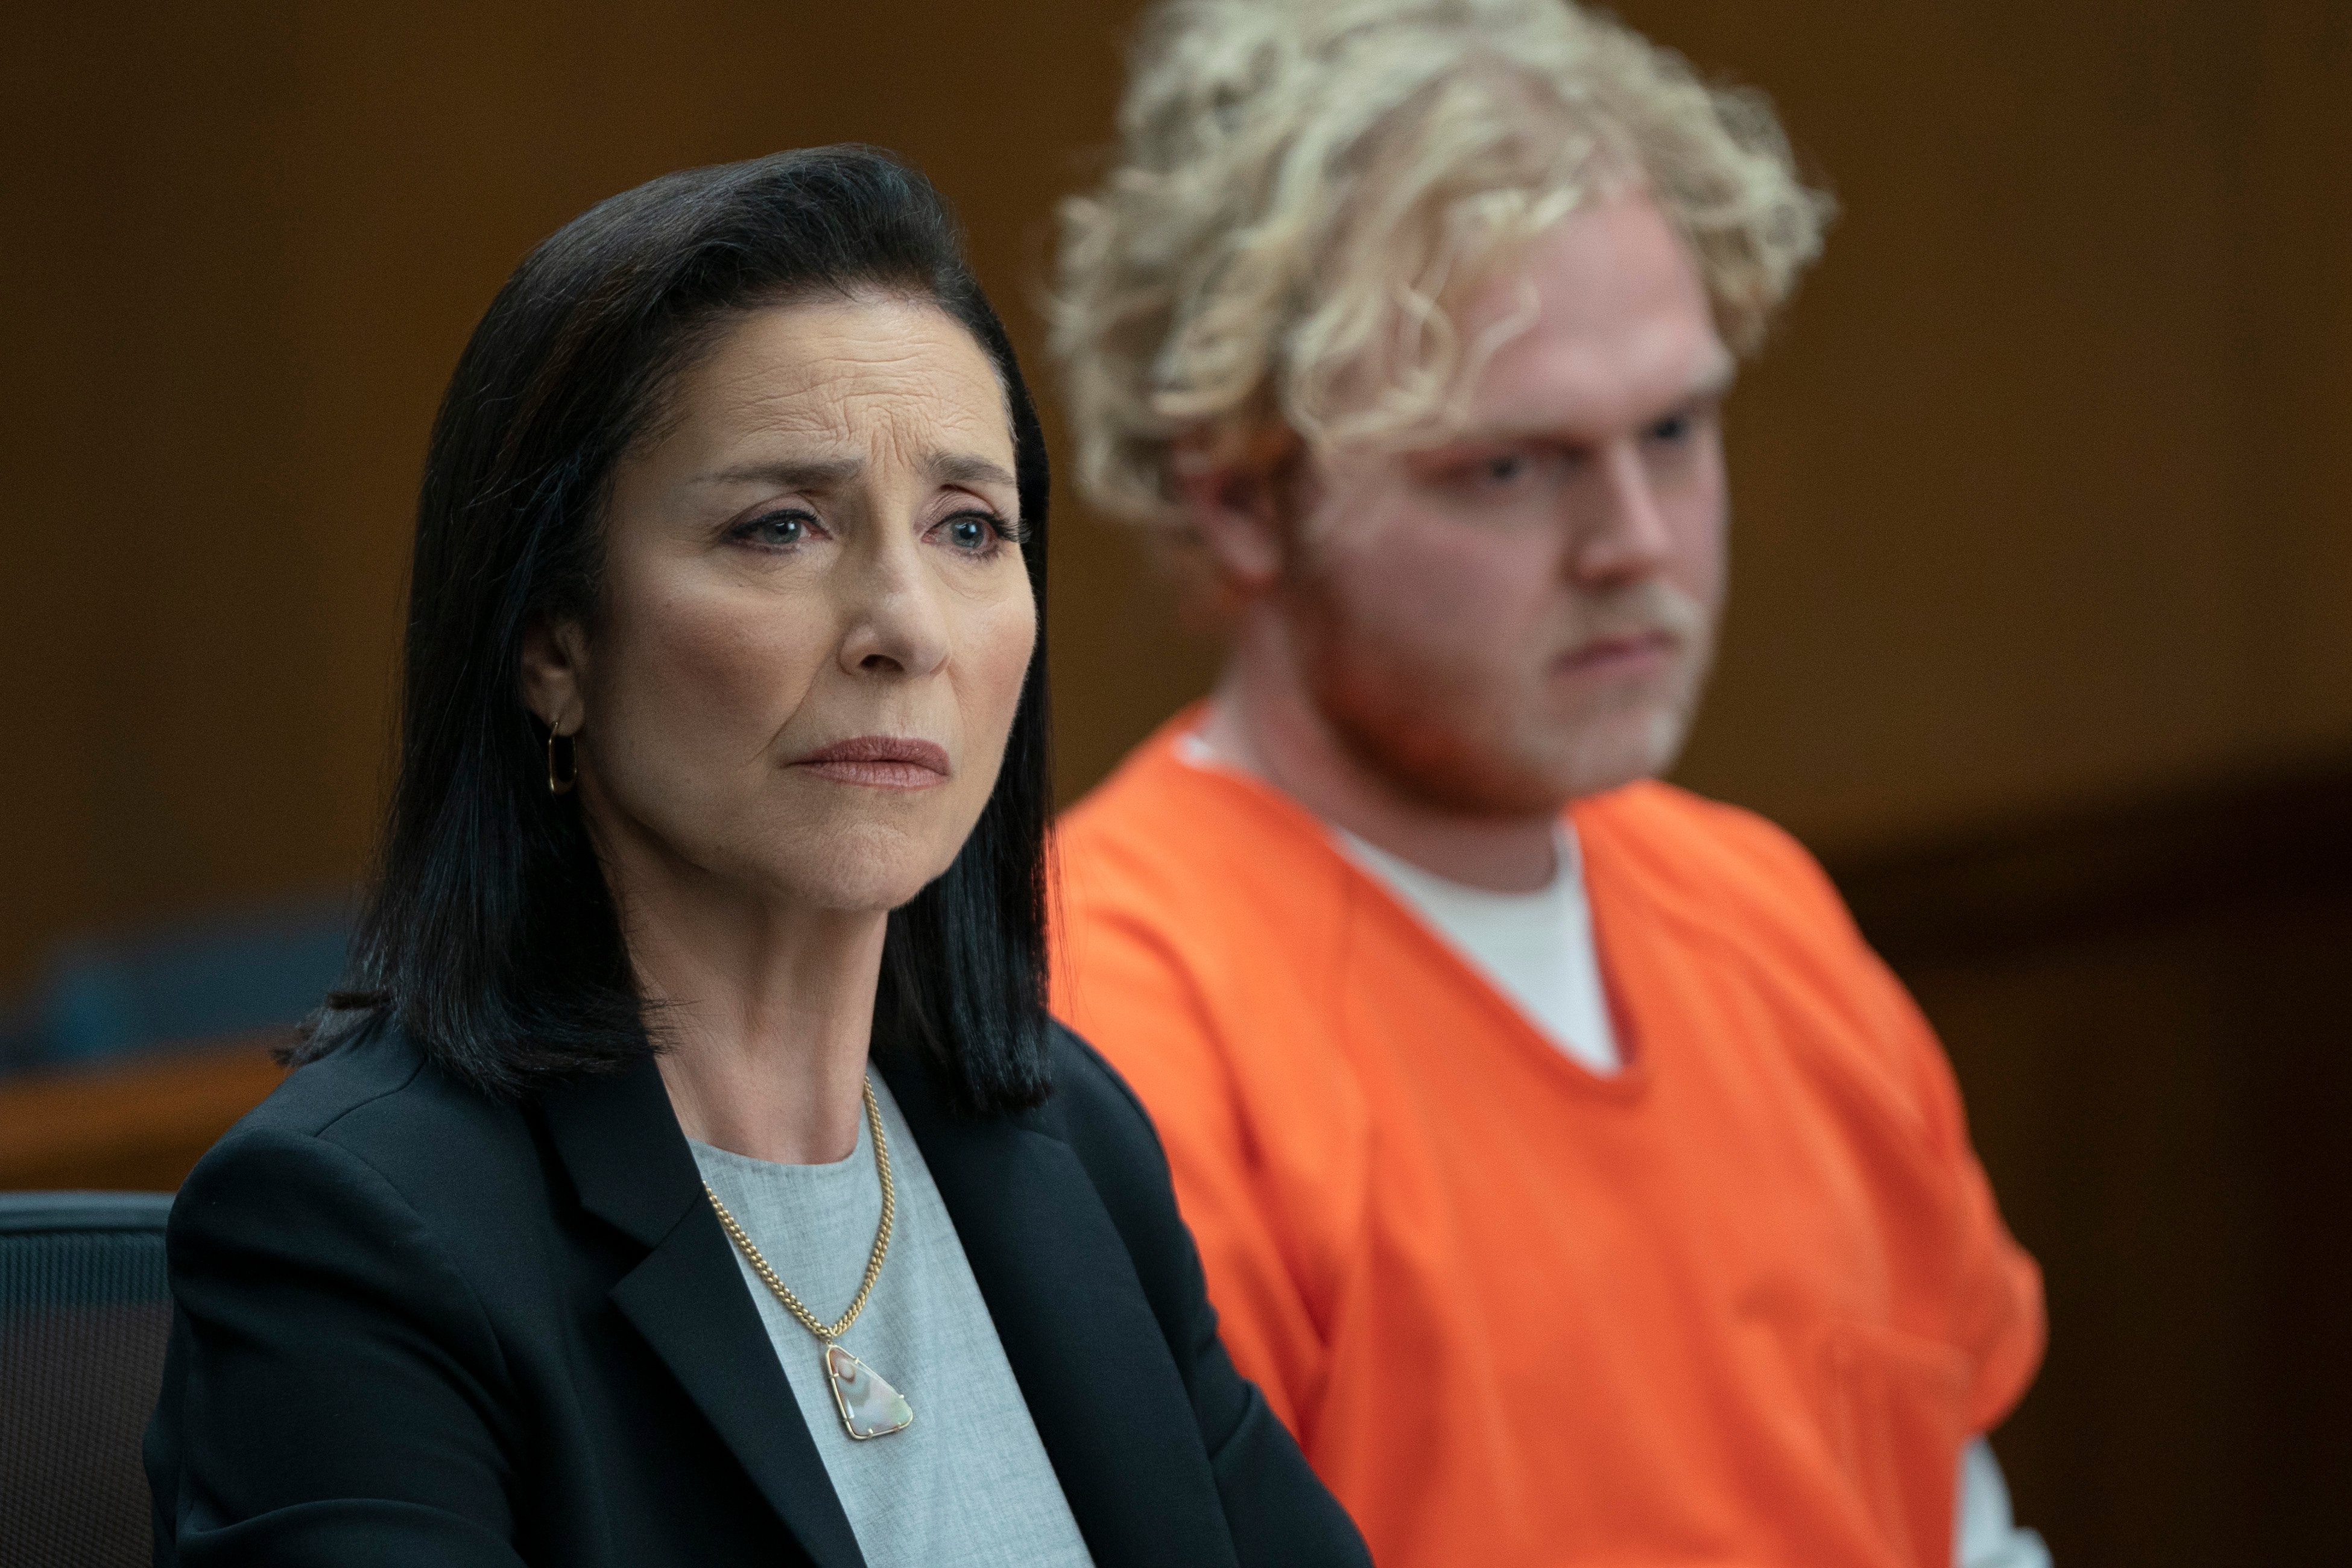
[519,613,588,734]
[1172,431,1300,594]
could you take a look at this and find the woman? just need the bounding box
[143,148,1370,1568]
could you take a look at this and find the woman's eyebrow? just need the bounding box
[689,453,1014,490]
[693,455,864,489]
[926,452,1018,488]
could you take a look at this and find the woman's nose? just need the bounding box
[836,531,952,678]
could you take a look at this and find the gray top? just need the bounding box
[690,1076,1094,1568]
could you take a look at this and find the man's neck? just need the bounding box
[1199,621,1563,895]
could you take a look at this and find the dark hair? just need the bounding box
[299,147,1054,1114]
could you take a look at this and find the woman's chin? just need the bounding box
[762,831,962,915]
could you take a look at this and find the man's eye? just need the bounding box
[1649,413,1692,443]
[1481,455,1529,484]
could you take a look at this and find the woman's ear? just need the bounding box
[519,614,589,733]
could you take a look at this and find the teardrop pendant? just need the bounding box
[824,1342,914,1440]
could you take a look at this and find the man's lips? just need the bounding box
[792,736,952,789]
[1557,630,1677,677]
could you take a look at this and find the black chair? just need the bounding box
[0,1191,174,1568]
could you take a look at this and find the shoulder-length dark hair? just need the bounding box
[300,147,1054,1115]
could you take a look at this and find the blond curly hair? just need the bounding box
[1051,0,1832,528]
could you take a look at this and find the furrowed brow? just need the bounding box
[694,455,864,489]
[926,451,1018,489]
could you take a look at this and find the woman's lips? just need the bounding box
[792,736,952,789]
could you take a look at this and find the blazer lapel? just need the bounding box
[879,1051,1240,1568]
[540,1058,866,1568]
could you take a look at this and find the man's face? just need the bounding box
[1279,191,1733,814]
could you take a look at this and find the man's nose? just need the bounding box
[1568,440,1675,584]
[837,533,951,678]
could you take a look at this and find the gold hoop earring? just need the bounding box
[547,726,578,796]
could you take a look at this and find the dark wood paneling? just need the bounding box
[8,1,2351,997]
[1832,755,2352,965]
[1827,756,2352,1565]
[5,6,2348,1564]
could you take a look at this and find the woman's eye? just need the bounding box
[1482,455,1528,484]
[735,509,817,549]
[939,512,1008,553]
[1649,413,1692,444]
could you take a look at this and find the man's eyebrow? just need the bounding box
[692,455,864,488]
[926,452,1018,488]
[1446,359,1743,446]
[1686,353,1739,402]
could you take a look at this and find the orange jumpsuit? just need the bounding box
[1050,714,2044,1568]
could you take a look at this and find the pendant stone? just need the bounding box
[824,1343,914,1440]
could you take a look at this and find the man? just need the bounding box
[1046,2,2048,1565]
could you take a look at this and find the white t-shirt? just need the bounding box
[1338,823,1622,1076]
[692,1076,1093,1568]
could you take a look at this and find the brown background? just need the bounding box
[5,2,2348,1562]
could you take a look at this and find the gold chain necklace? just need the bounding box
[704,1077,914,1440]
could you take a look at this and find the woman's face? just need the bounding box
[526,295,1035,917]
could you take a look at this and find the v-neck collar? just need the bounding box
[540,1055,867,1568]
[1157,715,1654,1101]
[538,1039,1238,1568]
[875,1043,1239,1568]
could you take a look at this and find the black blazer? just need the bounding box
[144,1022,1369,1567]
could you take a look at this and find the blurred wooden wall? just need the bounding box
[4,4,2348,1564]
[1827,759,2351,1563]
[0,0,1164,1000]
[4,1,2347,990]
[1628,1,2352,844]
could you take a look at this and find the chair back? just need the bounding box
[0,1191,174,1568]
